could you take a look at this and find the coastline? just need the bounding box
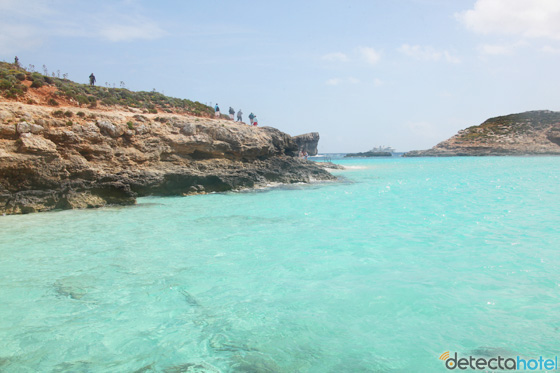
[403,110,560,157]
[0,101,336,215]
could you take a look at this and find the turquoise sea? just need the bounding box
[0,157,559,372]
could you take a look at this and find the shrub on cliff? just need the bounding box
[77,95,89,106]
[0,78,27,98]
[0,79,11,90]
[0,61,215,117]
[30,80,43,88]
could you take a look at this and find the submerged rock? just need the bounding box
[163,361,221,373]
[231,352,282,373]
[53,276,92,300]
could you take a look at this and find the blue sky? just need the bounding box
[2,0,560,152]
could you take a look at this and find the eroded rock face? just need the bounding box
[0,102,334,214]
[546,127,560,146]
[18,133,57,154]
[404,110,560,157]
[293,132,320,156]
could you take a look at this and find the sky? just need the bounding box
[1,0,560,152]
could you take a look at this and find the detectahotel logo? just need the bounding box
[439,351,558,371]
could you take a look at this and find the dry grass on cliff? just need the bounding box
[0,61,214,117]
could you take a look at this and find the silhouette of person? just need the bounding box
[237,109,243,122]
[229,107,235,120]
[214,103,220,118]
[89,73,96,86]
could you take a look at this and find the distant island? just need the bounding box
[345,146,395,158]
[0,61,335,214]
[404,111,560,157]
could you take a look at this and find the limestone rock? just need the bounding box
[96,120,125,138]
[0,101,334,214]
[0,124,16,137]
[135,124,150,135]
[181,123,196,136]
[404,110,560,157]
[30,123,44,134]
[546,126,560,146]
[16,121,31,134]
[18,133,57,154]
[293,132,320,156]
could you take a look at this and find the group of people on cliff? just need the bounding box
[214,104,258,126]
[86,73,259,126]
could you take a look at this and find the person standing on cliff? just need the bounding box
[228,107,235,120]
[214,103,220,118]
[252,115,258,126]
[248,112,255,125]
[89,73,96,86]
[237,109,243,122]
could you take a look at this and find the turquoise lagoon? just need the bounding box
[0,157,559,372]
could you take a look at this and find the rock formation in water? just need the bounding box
[0,102,335,214]
[404,111,560,157]
[293,132,320,156]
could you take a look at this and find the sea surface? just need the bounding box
[0,157,559,372]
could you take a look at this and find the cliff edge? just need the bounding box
[293,132,320,156]
[0,102,334,214]
[404,111,560,157]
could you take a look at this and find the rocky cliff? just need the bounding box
[293,132,320,156]
[0,102,335,214]
[404,111,560,157]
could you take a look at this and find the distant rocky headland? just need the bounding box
[345,146,394,158]
[0,62,335,214]
[404,111,560,157]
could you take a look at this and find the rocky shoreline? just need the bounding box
[0,102,335,215]
[404,110,560,157]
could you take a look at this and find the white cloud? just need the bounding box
[398,44,460,63]
[98,18,166,42]
[326,78,342,86]
[325,77,360,86]
[0,23,42,54]
[458,0,560,39]
[0,0,54,18]
[0,0,166,51]
[358,47,381,65]
[477,40,529,56]
[321,52,349,62]
[443,51,461,64]
[541,45,560,53]
[373,78,383,87]
[479,44,514,55]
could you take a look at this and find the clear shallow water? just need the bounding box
[0,157,559,372]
